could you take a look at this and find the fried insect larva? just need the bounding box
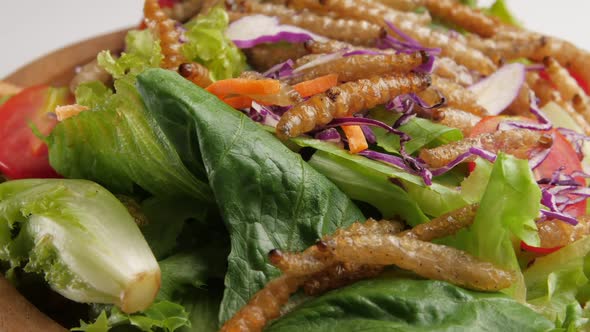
[178,62,213,88]
[271,218,405,276]
[277,72,432,139]
[431,107,481,136]
[289,52,427,84]
[327,232,516,291]
[505,82,532,115]
[241,1,382,46]
[419,129,550,168]
[394,20,497,75]
[424,76,488,116]
[244,43,309,71]
[69,59,112,93]
[543,56,589,103]
[373,0,425,11]
[537,218,590,249]
[433,56,477,87]
[424,0,497,37]
[161,0,203,22]
[288,0,431,27]
[302,262,385,295]
[303,40,354,54]
[400,203,479,241]
[219,275,304,332]
[144,0,185,69]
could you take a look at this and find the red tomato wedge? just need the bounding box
[0,85,70,179]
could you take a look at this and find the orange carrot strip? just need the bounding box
[222,96,254,109]
[206,78,281,98]
[342,125,368,154]
[293,74,339,98]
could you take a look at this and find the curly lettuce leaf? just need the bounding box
[182,7,246,80]
[48,76,212,203]
[441,153,541,300]
[136,68,364,323]
[98,29,163,80]
[524,236,590,326]
[266,278,553,332]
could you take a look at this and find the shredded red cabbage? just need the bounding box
[359,149,433,185]
[529,147,552,169]
[248,101,281,127]
[343,49,385,56]
[429,147,497,176]
[540,210,578,225]
[558,127,590,160]
[326,117,410,142]
[315,128,342,143]
[361,125,377,144]
[498,92,552,131]
[263,59,294,79]
[379,21,442,56]
[526,64,545,72]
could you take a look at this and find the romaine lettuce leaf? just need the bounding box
[136,68,364,324]
[48,76,212,203]
[266,278,553,332]
[182,7,246,81]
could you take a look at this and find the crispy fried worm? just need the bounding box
[288,52,427,84]
[244,44,308,71]
[145,0,212,86]
[240,1,382,46]
[161,0,203,22]
[537,217,590,249]
[219,275,304,332]
[543,57,590,122]
[421,76,488,116]
[288,0,431,26]
[419,129,552,168]
[432,107,481,136]
[276,72,432,139]
[424,0,497,37]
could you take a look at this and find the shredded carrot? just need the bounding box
[342,125,368,154]
[293,74,339,98]
[222,96,254,109]
[55,104,89,121]
[206,79,281,99]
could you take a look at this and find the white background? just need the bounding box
[1,0,589,79]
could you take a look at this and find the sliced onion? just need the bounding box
[292,50,347,74]
[469,63,526,115]
[263,59,294,79]
[226,15,326,48]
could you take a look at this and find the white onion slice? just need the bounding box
[226,15,326,48]
[468,63,526,115]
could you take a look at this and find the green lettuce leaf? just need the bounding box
[524,236,590,326]
[441,153,541,300]
[75,81,113,109]
[266,278,553,332]
[0,95,12,106]
[48,75,212,203]
[136,68,364,324]
[74,301,190,332]
[292,136,467,222]
[370,108,463,154]
[98,29,163,80]
[485,0,520,26]
[182,7,246,80]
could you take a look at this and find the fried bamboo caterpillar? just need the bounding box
[241,1,382,46]
[419,129,551,168]
[302,263,385,295]
[423,76,487,116]
[400,203,478,241]
[144,0,186,69]
[433,57,477,87]
[543,57,590,121]
[161,0,203,22]
[424,0,497,37]
[505,82,532,116]
[245,43,309,71]
[287,0,431,27]
[276,72,432,139]
[219,275,304,332]
[373,0,425,11]
[326,232,516,291]
[178,62,213,88]
[537,218,590,249]
[432,107,481,136]
[289,52,427,84]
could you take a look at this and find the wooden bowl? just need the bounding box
[0,29,129,332]
[3,28,129,87]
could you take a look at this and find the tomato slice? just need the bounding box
[520,241,562,255]
[0,85,70,179]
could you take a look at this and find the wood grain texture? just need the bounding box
[3,28,129,87]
